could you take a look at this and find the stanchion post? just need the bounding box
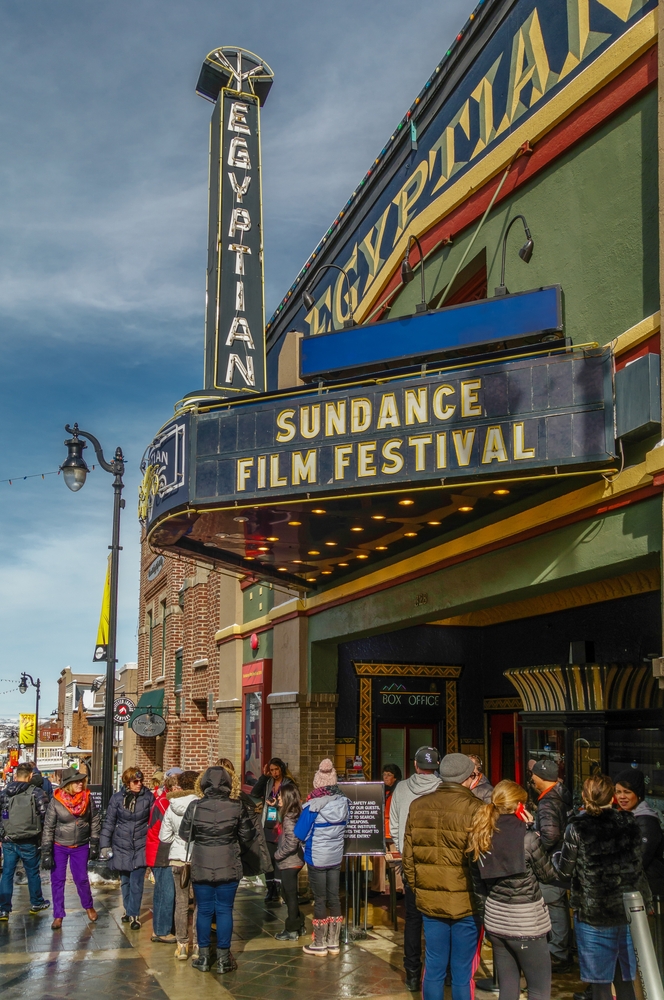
[624,891,664,1000]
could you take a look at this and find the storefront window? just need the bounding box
[244,691,262,788]
[522,728,565,784]
[571,728,602,806]
[608,727,664,814]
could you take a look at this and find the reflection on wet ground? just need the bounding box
[0,875,583,999]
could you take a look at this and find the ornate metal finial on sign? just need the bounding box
[196,46,274,106]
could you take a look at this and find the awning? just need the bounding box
[129,688,164,722]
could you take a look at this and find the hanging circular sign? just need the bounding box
[113,697,136,725]
[131,711,166,738]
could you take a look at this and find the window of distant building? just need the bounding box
[147,610,153,681]
[160,599,167,678]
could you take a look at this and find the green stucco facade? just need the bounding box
[390,88,659,345]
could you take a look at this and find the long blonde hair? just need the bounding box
[215,757,241,800]
[466,779,528,861]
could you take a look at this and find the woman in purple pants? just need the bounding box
[41,767,101,929]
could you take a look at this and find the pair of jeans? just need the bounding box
[279,867,304,931]
[151,865,175,936]
[488,933,551,1000]
[119,867,145,918]
[308,865,341,919]
[574,919,637,983]
[51,844,94,919]
[172,866,197,944]
[194,880,239,949]
[540,883,570,961]
[421,913,483,1000]
[404,880,424,974]
[0,841,46,911]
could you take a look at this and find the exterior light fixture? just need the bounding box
[311,509,326,514]
[302,265,355,328]
[495,214,534,296]
[277,567,288,572]
[357,554,369,559]
[404,531,418,537]
[266,536,279,542]
[324,541,337,546]
[321,570,332,575]
[427,520,442,525]
[18,673,41,760]
[258,546,270,552]
[288,520,301,526]
[401,234,427,313]
[459,505,473,512]
[399,498,415,506]
[375,546,388,551]
[494,489,510,495]
[338,562,349,567]
[350,526,363,532]
[61,426,90,492]
[60,423,125,810]
[308,550,320,555]
[371,515,385,520]
[292,560,304,565]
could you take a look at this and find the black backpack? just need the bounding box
[3,788,42,839]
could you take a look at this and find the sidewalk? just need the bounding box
[0,875,583,1000]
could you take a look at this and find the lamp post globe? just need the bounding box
[61,425,90,492]
[18,677,27,695]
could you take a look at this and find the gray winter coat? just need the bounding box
[390,771,442,852]
[471,775,494,804]
[274,812,304,870]
[100,786,153,871]
[42,794,101,853]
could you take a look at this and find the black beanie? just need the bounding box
[615,768,645,801]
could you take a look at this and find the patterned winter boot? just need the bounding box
[302,918,329,957]
[326,916,344,956]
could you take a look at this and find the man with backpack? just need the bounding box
[0,763,50,919]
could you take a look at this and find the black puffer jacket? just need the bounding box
[535,782,571,853]
[179,767,256,883]
[473,823,556,908]
[100,785,153,871]
[555,809,651,925]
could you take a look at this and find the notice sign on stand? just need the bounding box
[339,781,385,856]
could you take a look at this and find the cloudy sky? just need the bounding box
[0,0,476,718]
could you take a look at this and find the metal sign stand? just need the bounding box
[344,856,373,942]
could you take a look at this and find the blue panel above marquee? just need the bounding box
[300,286,562,380]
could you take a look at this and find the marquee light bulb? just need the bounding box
[399,499,414,506]
[288,520,301,526]
[459,505,473,512]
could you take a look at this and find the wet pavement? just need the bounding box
[0,873,585,999]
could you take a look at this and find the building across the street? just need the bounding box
[135,1,664,807]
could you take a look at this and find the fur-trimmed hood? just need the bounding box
[166,792,198,818]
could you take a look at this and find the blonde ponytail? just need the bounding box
[466,779,528,860]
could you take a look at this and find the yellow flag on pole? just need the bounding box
[19,713,36,745]
[93,556,111,662]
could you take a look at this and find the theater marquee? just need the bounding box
[142,348,614,532]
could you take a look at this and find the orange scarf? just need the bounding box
[55,786,90,817]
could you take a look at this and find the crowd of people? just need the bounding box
[0,749,662,1000]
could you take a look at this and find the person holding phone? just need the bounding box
[468,780,556,1000]
[251,757,296,904]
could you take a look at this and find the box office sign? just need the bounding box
[193,350,614,504]
[381,690,441,708]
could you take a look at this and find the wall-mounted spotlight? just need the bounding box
[302,264,355,328]
[401,234,427,314]
[495,214,534,296]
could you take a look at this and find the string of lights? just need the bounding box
[0,467,95,486]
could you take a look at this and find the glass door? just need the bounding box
[378,724,436,777]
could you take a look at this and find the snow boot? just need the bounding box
[215,948,237,974]
[302,918,329,957]
[326,916,344,956]
[192,946,211,972]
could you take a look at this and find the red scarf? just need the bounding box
[55,786,90,817]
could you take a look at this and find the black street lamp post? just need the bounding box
[61,423,125,809]
[18,672,40,763]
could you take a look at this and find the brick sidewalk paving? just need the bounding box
[0,875,583,1000]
